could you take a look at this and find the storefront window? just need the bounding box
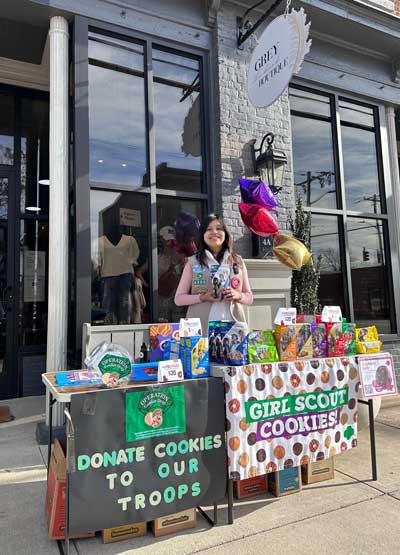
[341,125,382,213]
[157,197,203,322]
[18,220,48,345]
[291,115,337,209]
[0,94,14,165]
[20,97,49,215]
[290,85,395,333]
[348,217,391,332]
[310,215,345,310]
[154,49,202,193]
[89,33,147,189]
[90,189,150,325]
[86,27,208,325]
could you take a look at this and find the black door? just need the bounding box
[0,88,49,400]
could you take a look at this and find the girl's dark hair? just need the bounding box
[197,214,232,267]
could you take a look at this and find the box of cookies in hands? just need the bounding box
[208,321,249,365]
[181,337,210,379]
[274,324,297,361]
[150,323,179,362]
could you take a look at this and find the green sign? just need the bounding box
[98,354,131,378]
[245,387,349,423]
[126,385,186,442]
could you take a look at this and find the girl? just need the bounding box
[174,214,253,333]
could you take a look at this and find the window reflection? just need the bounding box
[20,97,49,215]
[339,99,374,128]
[0,94,14,165]
[289,88,331,117]
[19,220,48,345]
[157,197,203,322]
[310,215,345,309]
[154,49,202,193]
[91,190,150,325]
[89,38,146,189]
[341,126,382,213]
[348,217,390,332]
[291,116,337,209]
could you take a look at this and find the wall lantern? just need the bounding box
[251,132,287,193]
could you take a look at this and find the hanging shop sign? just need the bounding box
[68,379,226,534]
[224,358,358,479]
[358,353,398,399]
[247,8,311,108]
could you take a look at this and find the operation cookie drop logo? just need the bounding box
[126,385,186,442]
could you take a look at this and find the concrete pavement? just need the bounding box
[0,395,400,555]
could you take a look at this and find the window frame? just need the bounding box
[290,81,399,338]
[73,16,213,357]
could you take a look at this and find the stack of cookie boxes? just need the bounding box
[211,311,358,500]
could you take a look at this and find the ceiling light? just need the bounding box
[98,159,104,164]
[26,206,42,212]
[38,179,50,186]
[121,163,127,167]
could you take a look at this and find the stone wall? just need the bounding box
[214,3,294,258]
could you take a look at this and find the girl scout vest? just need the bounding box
[186,252,247,328]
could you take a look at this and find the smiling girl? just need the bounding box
[174,214,253,333]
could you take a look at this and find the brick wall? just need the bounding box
[382,340,400,387]
[214,4,294,258]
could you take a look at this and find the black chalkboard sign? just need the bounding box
[69,378,227,533]
[252,233,274,259]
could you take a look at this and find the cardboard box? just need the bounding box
[233,475,268,499]
[181,336,209,378]
[152,508,197,537]
[102,522,147,543]
[326,322,344,357]
[311,323,327,358]
[149,323,179,362]
[342,322,356,356]
[302,457,335,485]
[268,466,302,497]
[46,439,95,540]
[274,324,297,361]
[208,321,249,365]
[296,323,313,359]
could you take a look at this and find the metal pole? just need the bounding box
[368,399,378,481]
[227,479,234,524]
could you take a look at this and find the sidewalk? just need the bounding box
[1,395,400,555]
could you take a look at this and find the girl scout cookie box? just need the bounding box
[150,323,180,362]
[180,337,210,378]
[248,331,279,363]
[209,321,249,365]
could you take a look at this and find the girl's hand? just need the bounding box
[221,287,242,301]
[200,291,222,303]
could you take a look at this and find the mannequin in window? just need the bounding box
[98,224,140,324]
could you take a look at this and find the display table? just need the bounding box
[42,373,228,555]
[211,357,378,521]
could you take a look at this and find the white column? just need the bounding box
[46,16,69,426]
[386,106,400,250]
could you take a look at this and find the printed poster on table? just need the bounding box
[68,379,227,534]
[358,354,398,399]
[225,358,359,479]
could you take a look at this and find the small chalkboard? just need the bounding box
[252,233,274,259]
